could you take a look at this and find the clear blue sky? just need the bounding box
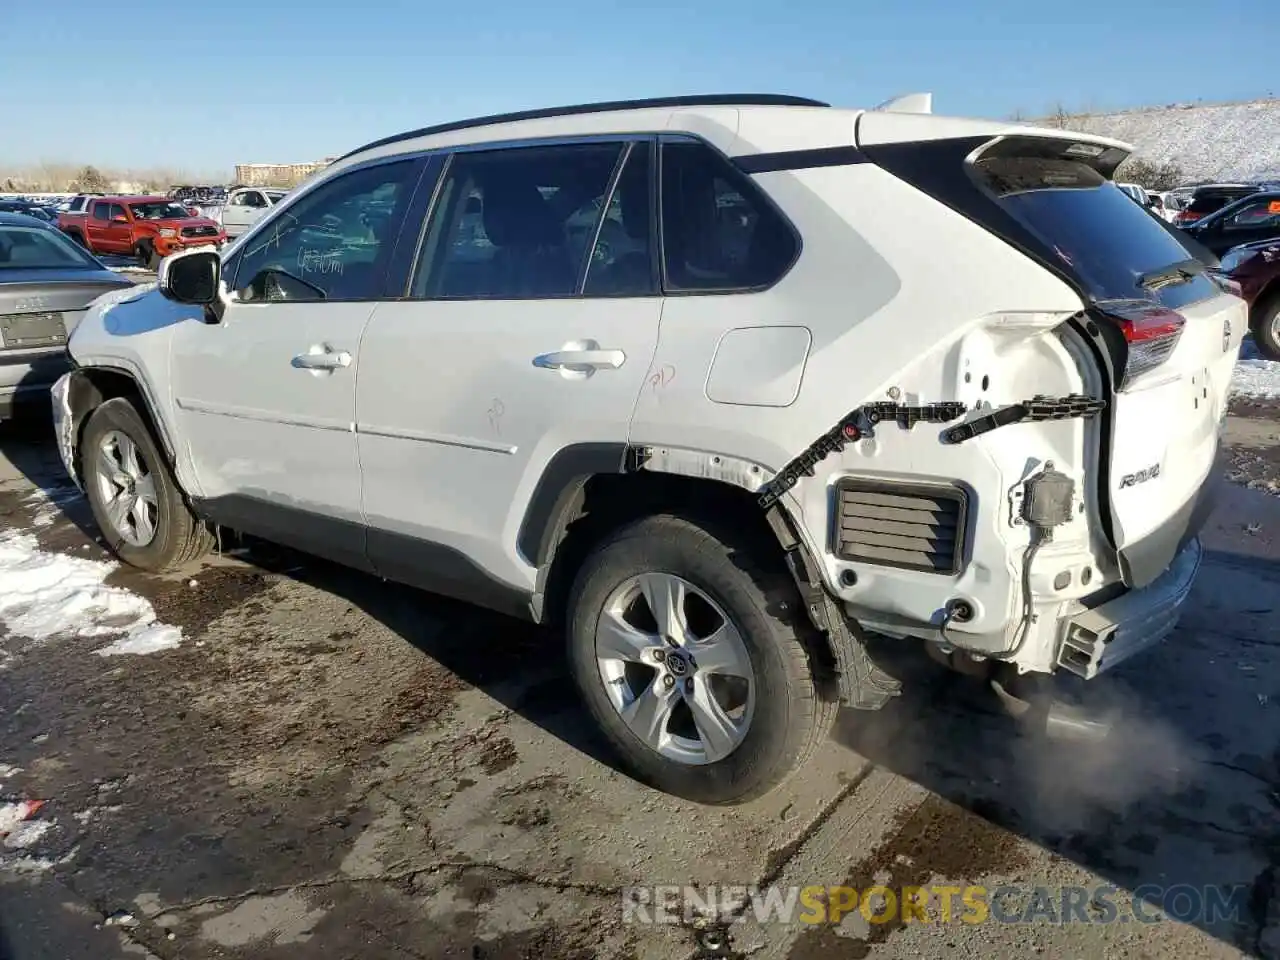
[3,0,1273,177]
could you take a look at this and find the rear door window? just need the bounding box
[973,153,1218,310]
[660,139,798,292]
[412,141,626,299]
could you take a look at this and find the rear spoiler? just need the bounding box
[873,93,933,114]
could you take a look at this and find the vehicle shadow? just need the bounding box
[2,415,1277,954]
[0,413,101,543]
[836,556,1280,954]
[236,536,626,771]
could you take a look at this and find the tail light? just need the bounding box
[1095,299,1185,390]
[1174,210,1199,224]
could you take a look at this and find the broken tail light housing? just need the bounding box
[1095,299,1185,390]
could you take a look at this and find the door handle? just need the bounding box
[533,339,626,379]
[533,349,625,370]
[292,345,352,372]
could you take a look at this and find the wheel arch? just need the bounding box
[524,443,830,635]
[1250,277,1280,326]
[63,365,178,489]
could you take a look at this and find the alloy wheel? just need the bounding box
[94,430,159,547]
[595,573,755,765]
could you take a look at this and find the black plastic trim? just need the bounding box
[191,495,375,574]
[1118,471,1220,589]
[382,154,447,298]
[190,494,534,621]
[334,94,830,163]
[516,443,629,567]
[734,145,868,175]
[830,477,970,576]
[366,528,532,621]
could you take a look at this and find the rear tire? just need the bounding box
[66,231,86,247]
[1252,294,1280,361]
[82,398,212,572]
[565,513,837,805]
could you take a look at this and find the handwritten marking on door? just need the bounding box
[487,398,505,435]
[648,364,676,392]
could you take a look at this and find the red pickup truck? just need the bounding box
[58,195,225,268]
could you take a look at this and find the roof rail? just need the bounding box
[335,93,830,162]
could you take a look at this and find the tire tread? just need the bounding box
[568,511,838,804]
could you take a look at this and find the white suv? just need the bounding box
[50,94,1245,804]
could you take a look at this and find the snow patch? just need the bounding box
[1232,340,1280,400]
[3,819,52,850]
[0,532,181,655]
[0,764,20,780]
[23,485,82,527]
[95,623,182,657]
[1233,358,1280,400]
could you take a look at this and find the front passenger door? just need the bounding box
[169,157,428,568]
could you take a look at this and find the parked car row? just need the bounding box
[56,195,226,267]
[0,212,133,418]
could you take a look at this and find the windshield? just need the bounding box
[974,155,1218,310]
[0,223,97,269]
[130,201,192,220]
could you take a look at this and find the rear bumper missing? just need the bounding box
[1056,536,1202,679]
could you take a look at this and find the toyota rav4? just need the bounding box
[49,93,1246,804]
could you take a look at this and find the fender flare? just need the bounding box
[62,363,180,484]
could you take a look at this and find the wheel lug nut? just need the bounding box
[652,649,666,662]
[684,678,694,693]
[663,675,675,689]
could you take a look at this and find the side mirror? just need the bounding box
[112,214,129,224]
[159,249,220,307]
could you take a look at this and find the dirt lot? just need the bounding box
[1,391,1279,958]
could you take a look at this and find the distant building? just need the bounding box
[233,159,334,188]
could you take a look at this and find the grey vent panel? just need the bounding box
[834,481,967,574]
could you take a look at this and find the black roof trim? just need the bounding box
[335,94,830,163]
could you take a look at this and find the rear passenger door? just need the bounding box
[355,139,662,606]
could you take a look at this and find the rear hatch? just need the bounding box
[858,123,1246,588]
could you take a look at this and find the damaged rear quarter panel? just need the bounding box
[630,161,1088,651]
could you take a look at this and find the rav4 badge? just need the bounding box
[1119,463,1162,489]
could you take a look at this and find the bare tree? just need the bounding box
[73,165,110,192]
[1045,103,1073,129]
[1115,157,1185,191]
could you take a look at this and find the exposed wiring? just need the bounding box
[936,530,1049,661]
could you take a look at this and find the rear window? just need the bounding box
[973,155,1217,310]
[0,224,96,269]
[1187,193,1245,215]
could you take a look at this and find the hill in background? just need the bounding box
[1063,98,1280,183]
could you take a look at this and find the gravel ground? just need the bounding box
[0,393,1278,958]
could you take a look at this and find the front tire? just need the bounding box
[82,398,212,572]
[1252,294,1280,361]
[566,513,837,805]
